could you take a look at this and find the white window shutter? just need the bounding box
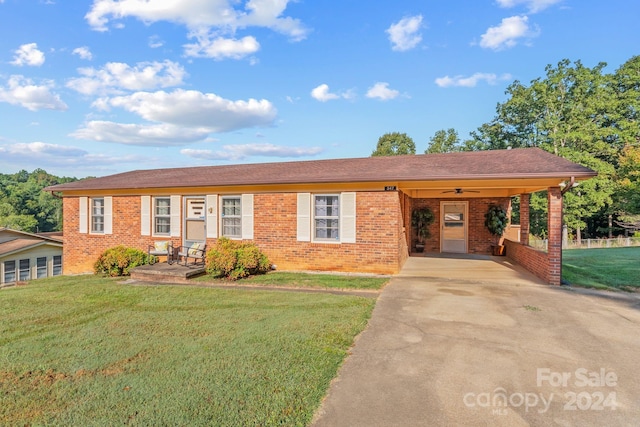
[241,194,254,240]
[170,195,181,237]
[297,193,311,242]
[103,196,113,235]
[141,196,151,236]
[79,197,88,234]
[206,195,218,238]
[341,192,356,243]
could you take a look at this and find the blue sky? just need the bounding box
[0,0,638,178]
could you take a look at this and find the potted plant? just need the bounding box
[411,207,435,252]
[484,204,509,256]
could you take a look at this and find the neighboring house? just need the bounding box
[44,148,596,285]
[0,228,63,286]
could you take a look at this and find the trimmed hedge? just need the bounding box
[94,245,152,277]
[206,238,270,280]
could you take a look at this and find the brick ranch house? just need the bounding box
[45,148,595,285]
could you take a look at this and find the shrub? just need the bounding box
[206,238,270,280]
[94,245,151,277]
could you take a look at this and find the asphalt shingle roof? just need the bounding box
[45,148,596,192]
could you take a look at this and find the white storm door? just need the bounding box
[441,202,468,253]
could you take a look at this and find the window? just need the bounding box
[314,195,340,240]
[53,256,62,276]
[91,198,105,233]
[154,197,171,235]
[3,261,16,283]
[221,196,241,238]
[37,257,47,278]
[19,259,30,281]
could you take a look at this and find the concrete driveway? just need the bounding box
[312,255,640,426]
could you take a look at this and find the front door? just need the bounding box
[441,201,468,253]
[184,197,206,248]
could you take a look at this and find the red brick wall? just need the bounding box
[408,197,511,254]
[62,191,404,275]
[505,239,550,283]
[253,192,403,274]
[62,196,183,274]
[505,188,562,285]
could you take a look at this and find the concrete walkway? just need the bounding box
[311,255,640,426]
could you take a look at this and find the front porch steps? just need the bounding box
[130,262,206,284]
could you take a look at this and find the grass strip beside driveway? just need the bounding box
[0,275,375,426]
[196,271,390,290]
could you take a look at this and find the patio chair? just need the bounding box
[176,242,207,266]
[148,241,173,264]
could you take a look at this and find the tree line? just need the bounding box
[0,169,77,233]
[372,55,640,240]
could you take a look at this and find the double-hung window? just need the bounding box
[314,195,340,240]
[37,257,47,278]
[154,197,171,235]
[19,259,30,281]
[91,198,105,233]
[221,196,242,238]
[52,255,62,276]
[3,261,16,283]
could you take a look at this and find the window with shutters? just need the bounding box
[91,198,105,233]
[154,197,171,235]
[221,196,242,238]
[314,195,340,241]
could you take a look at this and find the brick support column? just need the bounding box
[520,193,530,246]
[547,187,563,285]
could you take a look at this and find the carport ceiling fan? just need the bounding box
[441,188,480,195]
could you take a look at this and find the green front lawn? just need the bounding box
[563,247,640,291]
[0,275,375,426]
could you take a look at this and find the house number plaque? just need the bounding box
[384,186,397,191]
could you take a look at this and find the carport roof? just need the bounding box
[45,147,596,192]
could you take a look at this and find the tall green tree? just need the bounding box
[468,57,640,238]
[371,132,416,156]
[0,169,76,232]
[425,128,461,154]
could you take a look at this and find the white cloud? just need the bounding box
[435,73,513,88]
[99,89,276,132]
[72,46,93,60]
[310,84,354,102]
[479,15,538,50]
[66,60,187,95]
[366,82,400,101]
[496,0,562,13]
[181,143,323,161]
[0,75,68,111]
[184,33,260,60]
[149,35,164,48]
[11,43,45,66]
[386,15,423,51]
[0,141,146,173]
[70,121,210,146]
[85,0,309,45]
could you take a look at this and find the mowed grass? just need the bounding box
[563,247,640,291]
[0,275,375,426]
[197,271,389,290]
